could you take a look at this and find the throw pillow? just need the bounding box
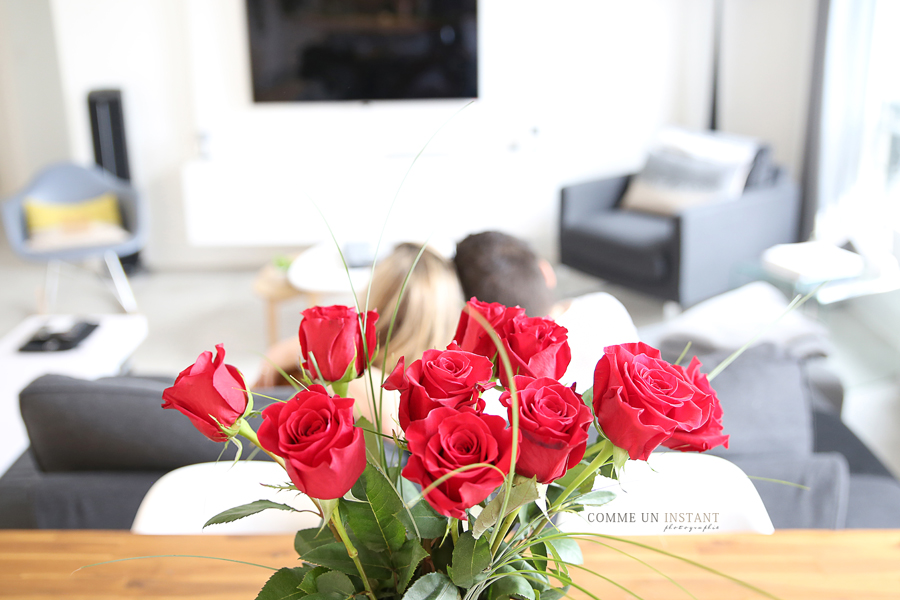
[620,128,760,216]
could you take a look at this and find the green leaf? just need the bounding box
[295,527,336,557]
[255,566,310,600]
[551,463,596,498]
[315,571,357,596]
[399,478,449,539]
[351,466,408,550]
[301,593,348,600]
[509,559,548,590]
[568,490,616,507]
[580,386,593,408]
[302,542,394,580]
[546,538,583,566]
[203,499,298,528]
[402,572,461,600]
[300,567,329,595]
[487,574,535,600]
[473,477,539,539]
[393,538,430,594]
[342,498,406,553]
[529,542,548,572]
[450,531,492,589]
[539,587,568,600]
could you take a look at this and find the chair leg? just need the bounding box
[41,260,61,314]
[104,251,138,313]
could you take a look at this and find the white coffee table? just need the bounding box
[0,314,148,476]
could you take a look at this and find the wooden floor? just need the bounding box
[1,530,898,600]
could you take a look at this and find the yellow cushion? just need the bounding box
[24,192,121,233]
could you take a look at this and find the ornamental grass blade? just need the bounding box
[203,499,299,528]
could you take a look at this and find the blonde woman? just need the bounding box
[253,243,463,433]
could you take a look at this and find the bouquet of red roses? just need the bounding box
[162,296,729,600]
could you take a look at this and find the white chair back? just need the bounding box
[132,461,321,535]
[557,453,774,536]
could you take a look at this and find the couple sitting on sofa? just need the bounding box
[254,231,639,411]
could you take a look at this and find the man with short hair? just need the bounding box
[453,231,640,389]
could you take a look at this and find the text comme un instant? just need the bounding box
[584,512,721,532]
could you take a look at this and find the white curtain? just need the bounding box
[802,0,877,243]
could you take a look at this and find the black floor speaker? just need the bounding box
[88,89,140,272]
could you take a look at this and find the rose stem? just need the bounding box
[550,439,613,511]
[331,380,349,398]
[236,420,286,469]
[490,507,521,555]
[331,503,377,600]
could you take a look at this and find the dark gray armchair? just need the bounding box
[559,168,802,306]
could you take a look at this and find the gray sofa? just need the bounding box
[661,343,900,529]
[1,352,899,530]
[559,168,801,306]
[0,375,283,529]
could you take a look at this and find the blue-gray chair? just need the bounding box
[1,162,147,312]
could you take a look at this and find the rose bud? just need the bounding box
[592,342,725,461]
[257,384,366,500]
[298,305,377,384]
[500,376,592,484]
[162,344,250,442]
[453,299,525,360]
[498,315,571,387]
[383,344,495,431]
[402,407,517,519]
[662,357,729,453]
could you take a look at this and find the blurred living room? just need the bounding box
[1,0,900,540]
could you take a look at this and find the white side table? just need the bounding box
[0,314,149,476]
[287,243,371,299]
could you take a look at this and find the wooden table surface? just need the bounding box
[1,529,898,600]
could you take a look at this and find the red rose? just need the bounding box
[500,376,592,484]
[453,299,525,360]
[592,342,711,461]
[402,408,516,519]
[298,305,377,384]
[498,315,571,387]
[162,344,248,442]
[662,357,729,453]
[384,344,495,431]
[257,384,365,500]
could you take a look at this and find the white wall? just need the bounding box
[718,0,818,178]
[180,0,689,262]
[0,0,70,195]
[46,0,295,269]
[1,0,819,269]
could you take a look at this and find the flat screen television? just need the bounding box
[246,0,478,103]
